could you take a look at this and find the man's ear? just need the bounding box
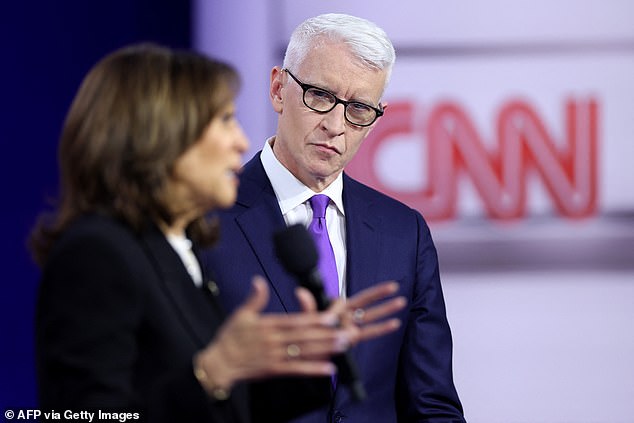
[269,66,284,113]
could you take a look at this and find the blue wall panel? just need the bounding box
[0,0,191,409]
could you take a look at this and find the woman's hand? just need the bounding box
[293,280,407,347]
[194,276,342,396]
[329,281,407,346]
[194,277,406,399]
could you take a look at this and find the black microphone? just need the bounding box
[274,223,366,402]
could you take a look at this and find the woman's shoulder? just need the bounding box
[40,214,156,301]
[46,213,147,269]
[54,213,136,248]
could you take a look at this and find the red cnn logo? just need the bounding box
[347,99,599,220]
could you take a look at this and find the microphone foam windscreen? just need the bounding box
[273,224,319,275]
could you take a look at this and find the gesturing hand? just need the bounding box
[331,281,407,346]
[194,277,406,399]
[194,276,345,396]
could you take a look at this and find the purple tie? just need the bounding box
[308,194,339,299]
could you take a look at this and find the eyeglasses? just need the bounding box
[283,68,384,127]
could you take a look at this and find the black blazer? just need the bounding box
[36,214,250,422]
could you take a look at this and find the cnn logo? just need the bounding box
[347,98,599,221]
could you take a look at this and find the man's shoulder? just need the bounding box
[237,152,273,196]
[343,173,418,216]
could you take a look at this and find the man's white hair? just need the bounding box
[283,13,396,84]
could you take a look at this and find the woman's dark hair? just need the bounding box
[30,43,240,266]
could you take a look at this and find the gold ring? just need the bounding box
[286,344,301,358]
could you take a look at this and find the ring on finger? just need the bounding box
[352,308,365,324]
[286,343,301,359]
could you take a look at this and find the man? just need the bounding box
[204,13,466,423]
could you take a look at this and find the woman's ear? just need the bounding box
[269,67,284,113]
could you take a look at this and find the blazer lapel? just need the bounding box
[343,174,382,297]
[235,159,384,310]
[140,224,221,347]
[234,156,301,312]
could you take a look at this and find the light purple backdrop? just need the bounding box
[194,2,634,422]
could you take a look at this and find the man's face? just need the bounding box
[269,40,388,192]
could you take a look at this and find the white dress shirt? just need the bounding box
[260,138,347,297]
[166,233,203,287]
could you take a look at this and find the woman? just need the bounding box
[30,44,405,422]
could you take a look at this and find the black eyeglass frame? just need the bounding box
[283,68,384,127]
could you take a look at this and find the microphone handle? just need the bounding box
[302,271,367,402]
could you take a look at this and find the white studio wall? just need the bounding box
[195,2,634,422]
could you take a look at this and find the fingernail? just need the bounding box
[335,335,350,351]
[325,363,337,374]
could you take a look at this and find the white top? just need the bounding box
[166,233,203,288]
[260,137,347,297]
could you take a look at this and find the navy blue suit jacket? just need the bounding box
[203,154,465,422]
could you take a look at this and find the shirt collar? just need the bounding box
[261,137,345,216]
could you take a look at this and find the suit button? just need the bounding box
[206,280,220,296]
[332,411,345,423]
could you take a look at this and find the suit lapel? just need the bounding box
[343,174,382,297]
[235,156,301,312]
[235,159,384,309]
[140,224,221,346]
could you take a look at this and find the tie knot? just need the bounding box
[309,194,330,219]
